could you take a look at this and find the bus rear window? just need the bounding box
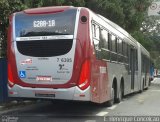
[17,39,72,57]
[15,9,77,37]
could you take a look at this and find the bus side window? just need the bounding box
[123,42,127,56]
[99,29,108,49]
[108,33,112,51]
[126,44,129,63]
[92,24,100,50]
[109,34,117,62]
[92,24,96,38]
[118,39,123,54]
[122,41,128,63]
[99,29,110,60]
[92,23,100,40]
[111,35,117,52]
[92,23,102,59]
[135,49,138,71]
[95,25,100,40]
[117,39,123,62]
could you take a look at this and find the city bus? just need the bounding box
[8,6,150,106]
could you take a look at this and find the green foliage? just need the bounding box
[122,0,151,30]
[0,0,25,57]
[88,0,152,33]
[0,0,25,24]
[88,0,125,27]
[131,31,153,51]
[22,0,85,8]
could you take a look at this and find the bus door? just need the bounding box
[130,48,135,90]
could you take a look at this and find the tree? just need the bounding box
[121,0,151,33]
[0,0,25,57]
[0,0,153,57]
[88,0,152,33]
[131,31,153,52]
[88,0,125,27]
[140,3,160,67]
[22,0,85,8]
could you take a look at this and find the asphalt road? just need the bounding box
[1,78,160,122]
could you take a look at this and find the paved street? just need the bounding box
[0,78,160,122]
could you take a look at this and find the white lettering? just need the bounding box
[36,76,52,81]
[33,20,55,28]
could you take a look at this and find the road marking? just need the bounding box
[0,106,4,109]
[151,78,160,84]
[96,111,108,116]
[136,96,145,100]
[150,90,160,92]
[154,80,159,83]
[118,101,123,104]
[85,120,96,122]
[107,105,117,110]
[137,99,144,104]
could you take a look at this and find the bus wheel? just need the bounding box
[139,80,144,93]
[149,80,151,86]
[116,83,123,103]
[143,81,145,90]
[107,87,115,107]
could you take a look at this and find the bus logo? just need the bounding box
[59,64,65,70]
[19,71,26,78]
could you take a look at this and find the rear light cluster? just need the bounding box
[8,63,15,87]
[78,59,91,90]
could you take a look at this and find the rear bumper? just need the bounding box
[8,84,91,101]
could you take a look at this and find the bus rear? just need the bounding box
[8,6,91,101]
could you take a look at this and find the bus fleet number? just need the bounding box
[57,58,72,62]
[33,20,55,28]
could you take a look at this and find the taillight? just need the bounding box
[78,59,91,90]
[8,63,15,87]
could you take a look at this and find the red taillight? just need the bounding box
[8,63,15,87]
[78,59,91,90]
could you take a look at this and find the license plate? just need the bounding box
[35,93,55,97]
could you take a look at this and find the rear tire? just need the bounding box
[116,83,123,103]
[107,87,115,107]
[139,81,144,93]
[143,81,145,90]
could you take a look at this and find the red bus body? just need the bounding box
[8,6,150,105]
